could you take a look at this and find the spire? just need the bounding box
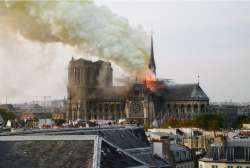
[197,74,200,85]
[148,32,156,75]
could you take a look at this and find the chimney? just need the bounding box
[162,138,174,165]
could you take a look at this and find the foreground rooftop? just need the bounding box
[0,126,170,168]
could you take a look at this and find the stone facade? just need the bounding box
[163,100,209,120]
[67,58,112,121]
[125,83,155,123]
[67,58,209,125]
[66,58,155,124]
[199,139,250,168]
[155,83,209,123]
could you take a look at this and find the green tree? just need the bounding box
[178,119,193,127]
[54,119,66,126]
[0,108,16,122]
[161,114,222,130]
[33,117,39,122]
[144,120,151,130]
[235,115,250,128]
[161,117,179,128]
[19,120,25,127]
[193,114,222,130]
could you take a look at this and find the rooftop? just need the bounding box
[170,144,194,163]
[0,126,170,168]
[200,138,250,163]
[163,84,209,101]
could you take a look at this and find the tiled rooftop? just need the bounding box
[0,126,170,168]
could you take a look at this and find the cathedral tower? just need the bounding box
[66,58,113,121]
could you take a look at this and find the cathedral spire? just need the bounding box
[148,32,156,75]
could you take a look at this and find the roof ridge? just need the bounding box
[101,138,148,167]
[174,83,198,86]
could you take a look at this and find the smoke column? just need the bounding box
[0,1,150,75]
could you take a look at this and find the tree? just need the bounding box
[235,115,250,128]
[54,119,66,126]
[19,120,25,127]
[161,117,179,128]
[0,108,16,122]
[178,119,193,127]
[33,117,39,122]
[161,114,223,130]
[193,114,222,130]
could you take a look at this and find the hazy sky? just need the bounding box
[98,0,250,103]
[0,0,250,103]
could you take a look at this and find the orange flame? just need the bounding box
[144,71,156,90]
[137,69,156,91]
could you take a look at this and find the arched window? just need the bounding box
[174,104,178,113]
[167,105,171,111]
[116,104,121,118]
[194,104,198,113]
[93,105,97,119]
[73,67,77,82]
[110,104,115,120]
[99,104,102,112]
[167,104,171,116]
[187,104,191,113]
[174,104,178,118]
[104,104,108,119]
[181,104,185,113]
[201,104,205,113]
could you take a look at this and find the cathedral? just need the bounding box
[66,37,209,125]
[66,57,155,124]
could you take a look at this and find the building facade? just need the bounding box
[199,139,250,168]
[157,83,209,121]
[66,57,209,125]
[66,58,155,124]
[0,114,3,128]
[66,38,209,125]
[67,58,113,121]
[147,131,195,168]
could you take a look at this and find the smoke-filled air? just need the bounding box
[0,0,150,75]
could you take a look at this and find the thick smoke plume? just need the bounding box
[0,1,150,75]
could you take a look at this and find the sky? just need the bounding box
[0,0,250,103]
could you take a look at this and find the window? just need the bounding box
[181,104,185,113]
[174,104,178,113]
[201,104,205,113]
[167,104,171,115]
[194,104,198,113]
[211,165,218,168]
[187,104,191,112]
[227,166,233,168]
[236,166,242,168]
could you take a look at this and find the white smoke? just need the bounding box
[0,27,72,103]
[0,1,150,75]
